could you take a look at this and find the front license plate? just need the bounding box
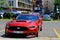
[13,31,23,33]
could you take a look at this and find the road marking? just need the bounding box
[53,28,60,38]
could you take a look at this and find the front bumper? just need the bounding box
[5,28,38,37]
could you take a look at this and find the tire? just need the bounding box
[36,31,38,37]
[5,30,9,37]
[5,32,8,37]
[36,27,39,37]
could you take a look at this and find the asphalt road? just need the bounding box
[0,19,60,40]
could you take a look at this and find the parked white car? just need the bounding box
[0,12,4,18]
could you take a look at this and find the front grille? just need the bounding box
[8,26,29,31]
[7,33,27,37]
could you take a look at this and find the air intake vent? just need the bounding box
[16,21,26,22]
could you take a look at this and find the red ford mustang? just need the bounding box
[5,14,42,37]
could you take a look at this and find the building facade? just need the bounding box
[0,0,55,12]
[3,0,33,11]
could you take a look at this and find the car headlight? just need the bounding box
[30,26,36,28]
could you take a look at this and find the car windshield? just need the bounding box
[16,15,37,21]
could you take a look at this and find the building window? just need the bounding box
[18,2,22,7]
[9,1,14,6]
[23,0,28,3]
[12,1,14,6]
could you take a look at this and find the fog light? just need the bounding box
[6,25,9,28]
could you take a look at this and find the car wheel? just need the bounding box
[36,28,39,37]
[5,32,8,37]
[5,30,9,37]
[36,32,38,37]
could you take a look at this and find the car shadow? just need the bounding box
[1,34,36,39]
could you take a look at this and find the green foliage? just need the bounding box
[54,0,60,12]
[0,0,4,5]
[0,0,11,8]
[0,7,3,10]
[55,0,60,5]
[0,0,4,10]
[3,12,13,19]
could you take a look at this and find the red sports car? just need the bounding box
[5,14,42,37]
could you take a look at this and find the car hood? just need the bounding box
[7,20,36,26]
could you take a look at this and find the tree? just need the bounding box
[54,0,60,12]
[55,0,60,5]
[54,0,60,20]
[0,0,4,6]
[0,0,12,10]
[0,0,4,10]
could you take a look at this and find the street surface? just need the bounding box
[0,19,60,40]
